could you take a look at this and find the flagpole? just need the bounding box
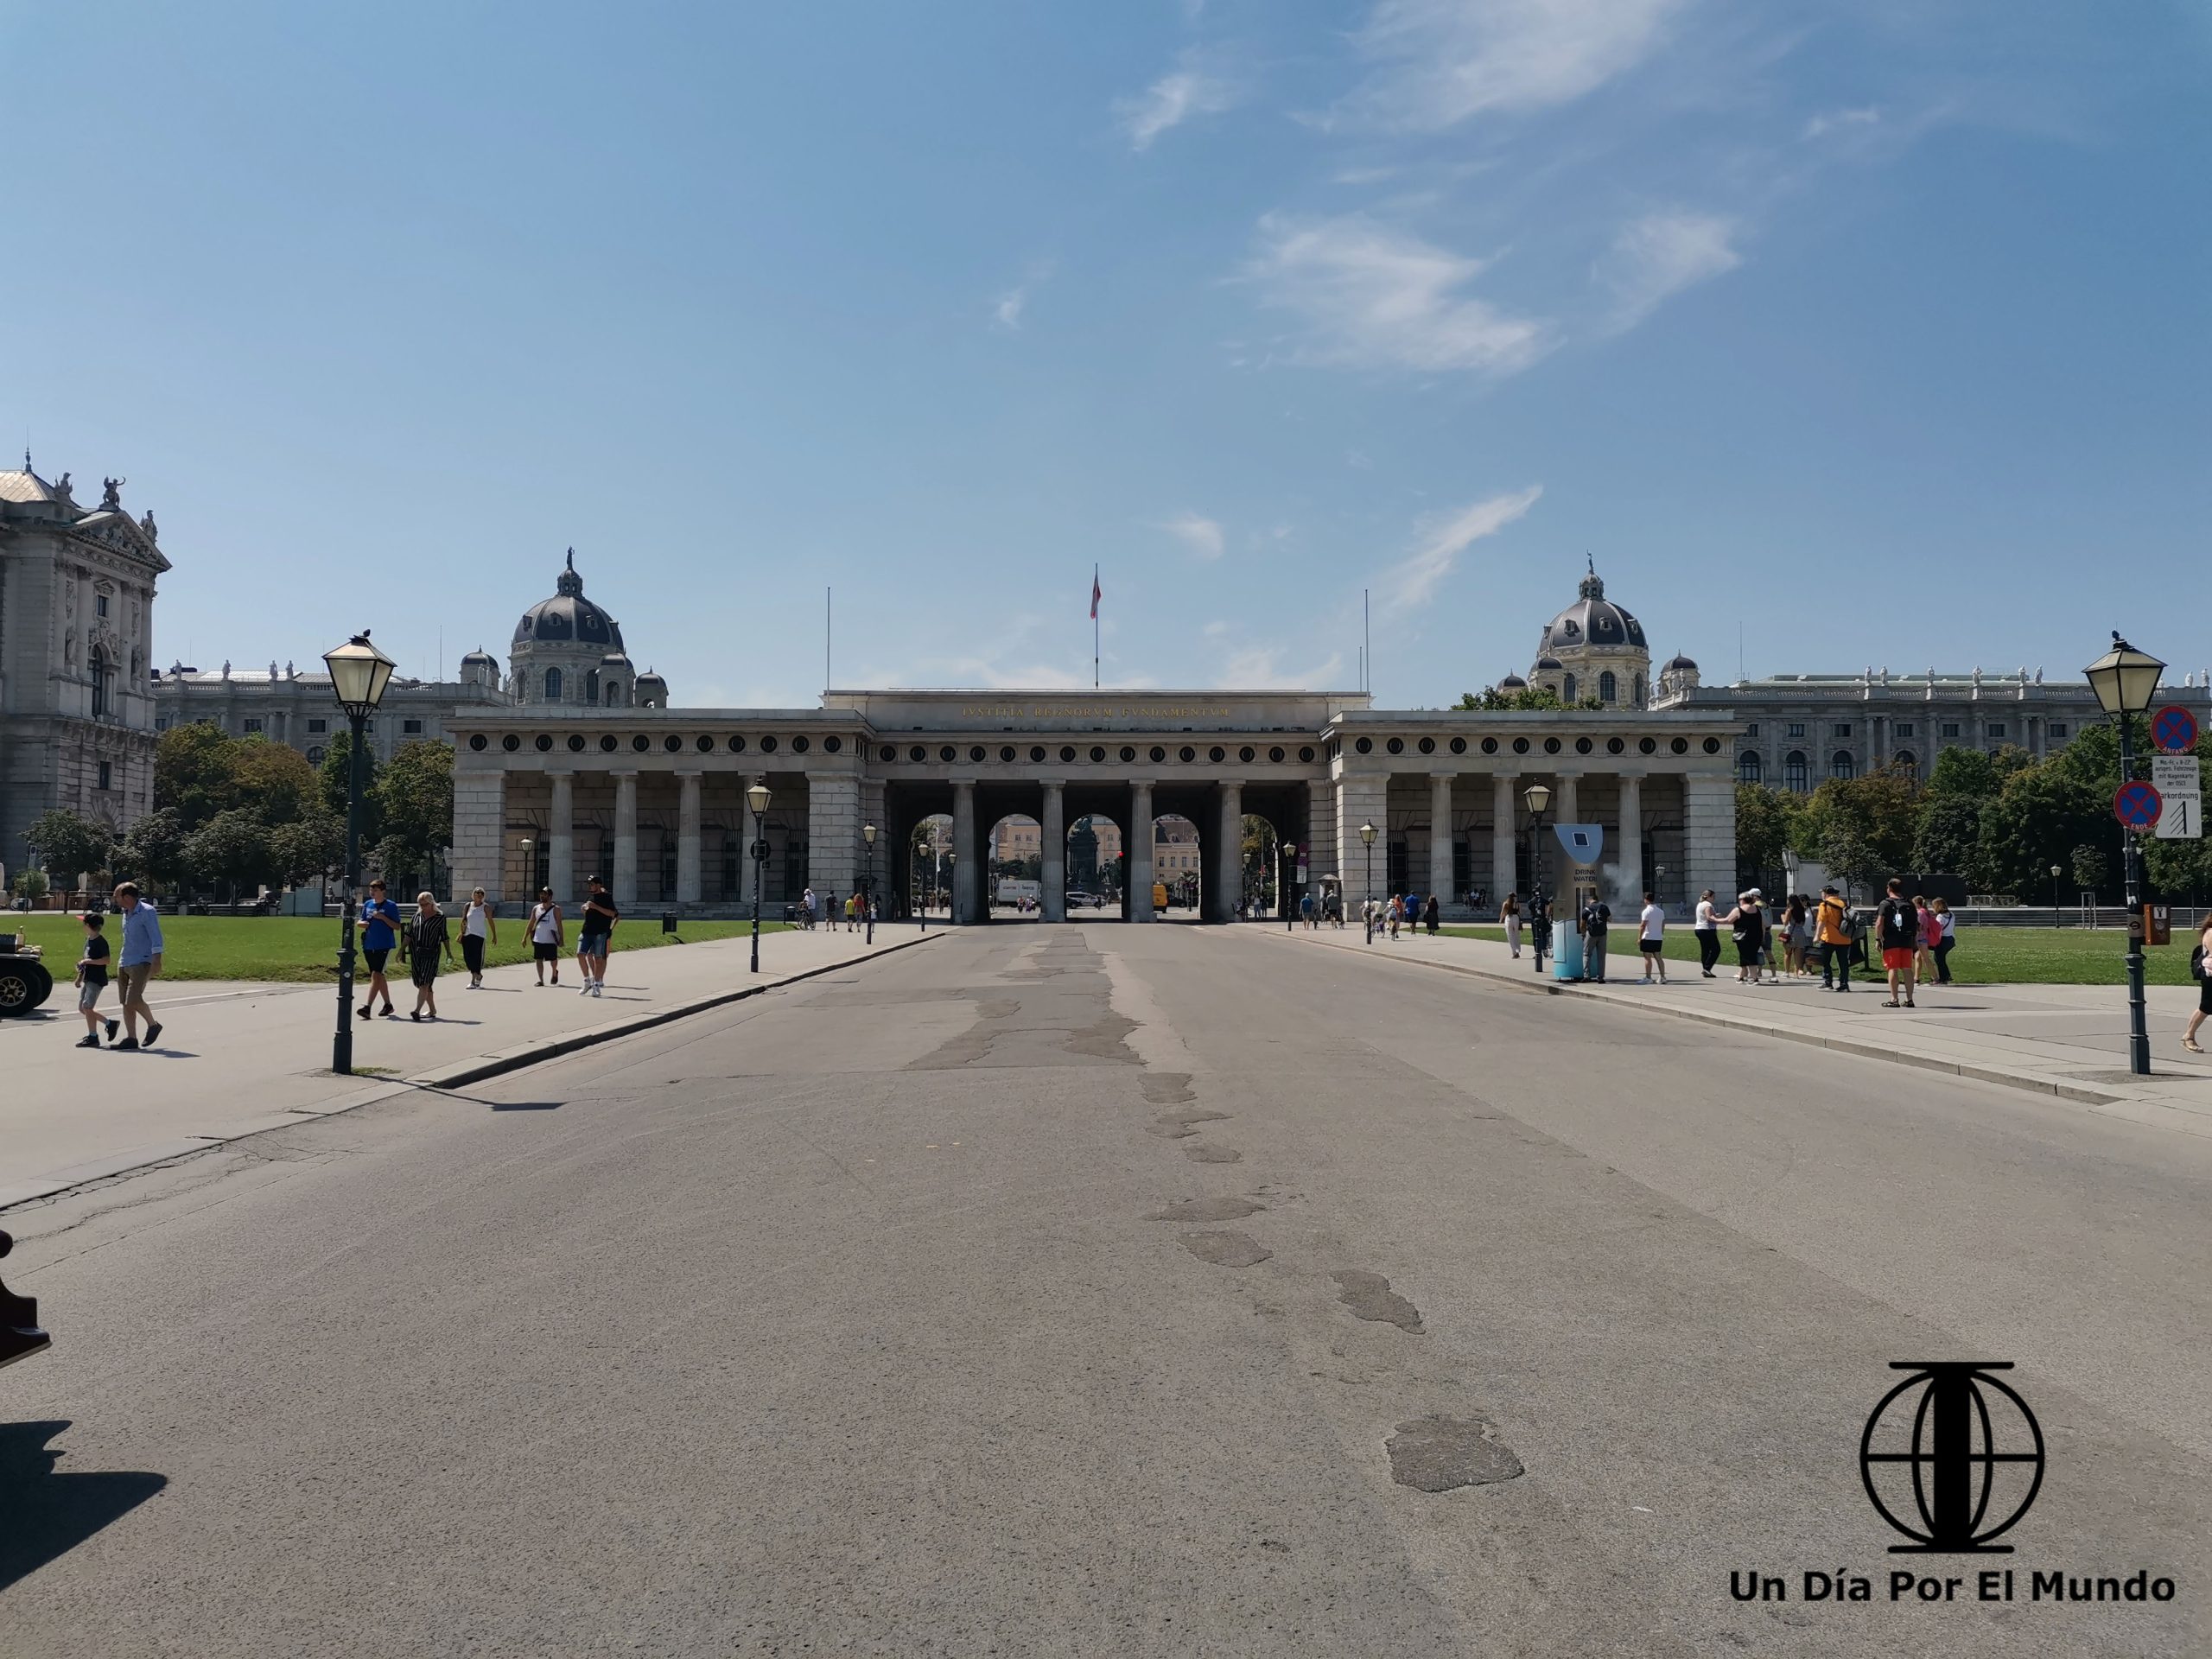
[1093,563,1100,690]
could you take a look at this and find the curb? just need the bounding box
[1261,930,2139,1109]
[0,931,938,1215]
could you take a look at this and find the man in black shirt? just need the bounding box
[1876,877,1919,1008]
[1580,894,1612,982]
[576,876,620,1000]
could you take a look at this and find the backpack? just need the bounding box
[2193,944,2207,982]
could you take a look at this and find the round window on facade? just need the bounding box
[1238,745,1255,763]
[939,745,956,762]
[601,734,620,753]
[1511,737,1529,755]
[969,745,986,763]
[1355,737,1374,754]
[1543,737,1561,754]
[1449,737,1466,754]
[1703,736,1723,754]
[761,735,779,753]
[632,734,650,753]
[664,735,683,753]
[792,735,810,753]
[1179,746,1196,763]
[729,734,748,753]
[1210,745,1226,763]
[697,734,715,753]
[1672,737,1689,754]
[1001,746,1017,763]
[881,746,897,763]
[1268,746,1285,763]
[824,735,842,754]
[1417,736,1435,754]
[908,745,925,762]
[1386,737,1404,754]
[1607,737,1624,754]
[1090,746,1106,763]
[1062,746,1077,763]
[1575,737,1593,754]
[1481,737,1498,754]
[568,734,587,753]
[1030,745,1046,763]
[467,733,487,752]
[1638,737,1656,755]
[1299,746,1315,763]
[535,734,554,752]
[502,734,522,752]
[1149,746,1166,763]
[1119,746,1136,763]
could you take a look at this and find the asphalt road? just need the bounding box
[3,923,2205,1656]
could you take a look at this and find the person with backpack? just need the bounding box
[1580,893,1612,982]
[1876,877,1920,1007]
[1814,884,1854,992]
[2183,912,2212,1053]
[527,887,564,986]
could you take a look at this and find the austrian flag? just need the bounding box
[1090,569,1102,620]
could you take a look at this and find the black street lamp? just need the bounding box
[747,779,771,974]
[1283,841,1298,931]
[1359,821,1377,942]
[322,631,396,1076]
[2085,631,2165,1076]
[2050,862,2063,929]
[862,822,878,944]
[1522,781,1553,976]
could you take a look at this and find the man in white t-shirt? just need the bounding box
[1638,890,1669,983]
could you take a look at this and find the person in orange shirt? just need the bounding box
[1814,884,1854,993]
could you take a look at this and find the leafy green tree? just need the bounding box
[1912,794,1985,879]
[1734,784,1800,882]
[156,721,244,830]
[114,808,189,891]
[182,808,275,900]
[2071,843,2107,899]
[316,729,385,840]
[1795,766,1918,879]
[374,740,454,882]
[270,811,345,891]
[1455,685,1567,711]
[232,736,320,827]
[22,808,115,887]
[1922,743,2032,802]
[1975,768,2108,899]
[13,869,50,902]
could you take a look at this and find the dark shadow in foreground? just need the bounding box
[0,1421,167,1592]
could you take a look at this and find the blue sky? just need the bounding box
[7,1,2208,705]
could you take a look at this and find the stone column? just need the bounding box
[450,767,505,903]
[1304,778,1335,894]
[549,768,575,905]
[1128,779,1155,921]
[1428,772,1454,906]
[1491,773,1519,905]
[612,771,639,909]
[951,779,979,924]
[808,772,861,911]
[676,770,702,905]
[1684,771,1736,910]
[1615,772,1643,908]
[1335,771,1389,912]
[1040,779,1067,922]
[1213,779,1243,923]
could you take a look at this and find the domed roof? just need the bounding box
[600,651,632,667]
[1664,652,1698,671]
[1538,567,1645,654]
[1498,672,1528,689]
[1533,655,1563,671]
[514,550,624,652]
[460,647,498,664]
[635,667,667,687]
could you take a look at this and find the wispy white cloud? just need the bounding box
[1340,0,1688,131]
[1596,209,1741,330]
[1803,105,1881,141]
[1242,213,1554,378]
[1116,51,1241,150]
[1156,512,1226,560]
[1376,485,1542,617]
[990,260,1054,332]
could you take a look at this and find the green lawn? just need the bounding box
[1438,924,2202,986]
[3,913,789,982]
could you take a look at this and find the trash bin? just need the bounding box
[662,911,678,935]
[781,904,798,924]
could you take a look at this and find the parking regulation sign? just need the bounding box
[2152,704,2197,754]
[2113,779,2162,830]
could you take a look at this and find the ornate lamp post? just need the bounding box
[746,780,770,974]
[1359,822,1377,943]
[1283,841,1298,931]
[2050,862,2063,928]
[321,631,395,1075]
[1522,781,1553,976]
[862,822,877,944]
[2085,632,2165,1076]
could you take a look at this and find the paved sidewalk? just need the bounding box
[1257,924,2212,1133]
[0,924,936,1209]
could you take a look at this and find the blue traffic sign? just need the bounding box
[2114,780,2163,829]
[2152,704,2197,754]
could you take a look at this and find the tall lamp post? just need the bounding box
[1523,781,1553,976]
[322,631,395,1076]
[1283,842,1298,931]
[747,780,770,974]
[2050,862,2063,928]
[2085,632,2164,1077]
[1359,822,1377,942]
[862,822,877,944]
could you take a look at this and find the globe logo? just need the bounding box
[1859,1363,2045,1552]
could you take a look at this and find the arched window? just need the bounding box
[1784,750,1809,792]
[544,667,563,702]
[88,646,111,719]
[1562,672,1578,702]
[1632,674,1644,707]
[1599,670,1618,703]
[586,668,601,702]
[1894,749,1917,780]
[1738,749,1762,785]
[1830,750,1856,781]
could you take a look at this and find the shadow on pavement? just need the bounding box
[489,1100,564,1112]
[0,1420,166,1592]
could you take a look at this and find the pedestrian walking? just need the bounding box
[1929,898,1957,985]
[1781,896,1810,977]
[1422,893,1440,936]
[844,890,860,931]
[73,911,111,1048]
[576,875,620,996]
[2183,911,2212,1053]
[1723,890,1764,982]
[1580,893,1611,982]
[1501,893,1522,958]
[801,886,817,930]
[1637,892,1668,982]
[1914,893,1940,985]
[1388,894,1403,940]
[461,887,497,988]
[528,887,564,985]
[1876,877,1919,1008]
[1693,889,1721,978]
[1300,890,1316,929]
[403,892,455,1020]
[109,880,164,1050]
[1814,884,1853,992]
[359,878,402,1020]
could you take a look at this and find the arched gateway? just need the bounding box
[446,688,1740,923]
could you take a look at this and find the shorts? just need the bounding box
[533,941,560,962]
[1639,938,1663,955]
[579,931,611,956]
[363,946,391,975]
[116,963,152,1001]
[1882,947,1915,972]
[79,978,105,1011]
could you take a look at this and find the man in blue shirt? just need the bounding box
[109,880,165,1050]
[359,878,403,1020]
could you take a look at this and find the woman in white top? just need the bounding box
[1693,889,1720,978]
[461,887,498,988]
[527,887,564,986]
[1501,893,1522,958]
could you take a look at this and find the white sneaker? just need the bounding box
[590,982,602,997]
[579,982,593,995]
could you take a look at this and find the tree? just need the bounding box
[317,730,385,841]
[13,869,49,902]
[1455,685,1566,711]
[1734,784,1801,880]
[156,721,245,831]
[2070,843,2108,899]
[22,808,115,888]
[1912,794,1985,880]
[1922,743,2032,803]
[182,809,275,900]
[1795,767,1918,879]
[1975,767,2108,899]
[114,808,189,891]
[232,736,320,827]
[270,811,344,892]
[374,740,452,880]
